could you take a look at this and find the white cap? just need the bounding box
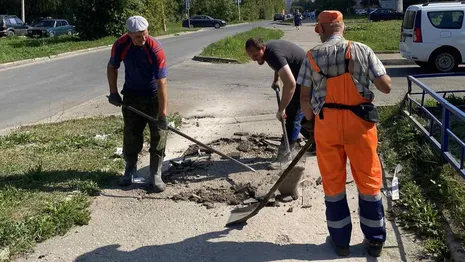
[126,16,149,33]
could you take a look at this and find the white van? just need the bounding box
[399,2,465,72]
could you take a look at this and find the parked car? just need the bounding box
[27,19,75,38]
[274,13,284,21]
[368,8,404,21]
[29,17,53,27]
[399,2,465,72]
[355,8,368,15]
[0,14,28,37]
[182,15,226,29]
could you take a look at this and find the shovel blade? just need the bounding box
[225,204,260,226]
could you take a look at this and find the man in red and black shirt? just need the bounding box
[107,16,168,193]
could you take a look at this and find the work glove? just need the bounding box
[276,110,286,122]
[271,82,280,91]
[157,115,169,130]
[108,93,122,107]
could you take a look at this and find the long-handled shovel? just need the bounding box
[225,140,312,227]
[121,104,257,173]
[275,88,291,159]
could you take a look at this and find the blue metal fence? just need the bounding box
[403,73,465,179]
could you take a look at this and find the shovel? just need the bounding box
[275,88,291,159]
[225,140,312,226]
[120,104,257,173]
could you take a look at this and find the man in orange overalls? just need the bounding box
[297,10,392,257]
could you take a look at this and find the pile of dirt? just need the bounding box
[169,183,257,206]
[162,132,291,206]
[162,132,282,184]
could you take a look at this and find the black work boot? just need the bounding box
[326,236,350,257]
[149,154,166,193]
[365,239,384,257]
[120,155,137,186]
[308,142,316,155]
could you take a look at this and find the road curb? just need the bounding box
[0,45,113,70]
[0,29,204,71]
[192,55,240,64]
[226,22,251,27]
[375,51,400,54]
[380,59,415,66]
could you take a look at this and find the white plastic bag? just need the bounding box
[391,164,402,200]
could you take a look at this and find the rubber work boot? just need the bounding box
[308,142,317,155]
[120,156,137,186]
[278,166,304,199]
[326,236,350,257]
[150,154,166,193]
[365,239,384,257]
[268,140,295,170]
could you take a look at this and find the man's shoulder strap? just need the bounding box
[306,50,329,78]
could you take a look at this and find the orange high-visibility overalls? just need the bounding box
[307,41,386,247]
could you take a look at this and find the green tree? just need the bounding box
[69,0,145,40]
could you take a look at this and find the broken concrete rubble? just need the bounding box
[161,133,307,209]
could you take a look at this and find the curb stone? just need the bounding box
[192,55,414,66]
[0,29,205,71]
[192,55,240,64]
[374,51,401,54]
[380,59,415,66]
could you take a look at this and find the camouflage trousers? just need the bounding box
[122,95,168,160]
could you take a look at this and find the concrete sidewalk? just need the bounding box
[15,116,423,262]
[275,22,414,66]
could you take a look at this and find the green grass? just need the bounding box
[0,22,197,64]
[378,101,465,260]
[344,20,402,51]
[0,114,181,259]
[199,27,284,63]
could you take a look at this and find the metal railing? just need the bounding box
[403,73,465,179]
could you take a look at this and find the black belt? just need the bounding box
[319,102,379,123]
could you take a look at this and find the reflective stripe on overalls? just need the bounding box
[307,41,386,247]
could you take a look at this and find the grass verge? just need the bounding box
[0,113,181,260]
[199,27,284,63]
[0,22,197,64]
[378,100,465,260]
[344,20,402,51]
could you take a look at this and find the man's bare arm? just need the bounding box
[107,63,118,93]
[277,65,296,112]
[300,84,314,120]
[157,78,168,117]
[273,71,279,83]
[373,75,392,94]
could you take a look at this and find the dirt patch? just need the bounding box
[170,183,257,205]
[160,133,306,206]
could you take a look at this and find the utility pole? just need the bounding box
[161,1,166,32]
[237,0,241,21]
[186,0,190,28]
[21,0,25,23]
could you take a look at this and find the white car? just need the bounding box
[399,2,465,72]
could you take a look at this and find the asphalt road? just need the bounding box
[0,21,272,130]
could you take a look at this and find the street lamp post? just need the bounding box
[185,0,190,28]
[21,0,25,23]
[237,0,241,21]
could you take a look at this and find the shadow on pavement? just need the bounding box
[386,66,424,78]
[74,228,373,262]
[386,65,465,78]
[380,156,408,262]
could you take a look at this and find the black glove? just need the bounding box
[157,115,169,130]
[108,93,122,107]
